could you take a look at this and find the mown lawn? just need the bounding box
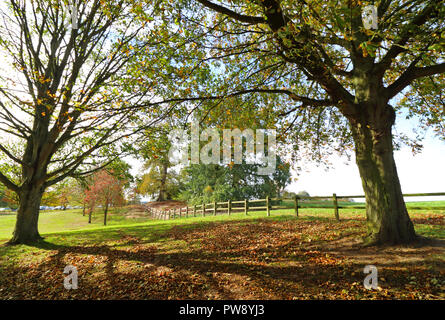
[0,205,443,300]
[0,207,153,240]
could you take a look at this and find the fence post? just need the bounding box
[294,195,299,217]
[333,193,339,221]
[173,209,176,219]
[266,196,270,216]
[244,199,248,215]
[202,203,206,217]
[193,204,196,217]
[214,201,217,216]
[228,199,232,215]
[186,206,189,218]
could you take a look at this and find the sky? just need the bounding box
[286,138,445,200]
[1,1,442,204]
[130,115,445,203]
[285,119,445,202]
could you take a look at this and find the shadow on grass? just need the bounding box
[0,213,444,299]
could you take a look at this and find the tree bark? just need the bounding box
[104,201,109,226]
[350,104,417,245]
[157,162,168,202]
[8,186,44,244]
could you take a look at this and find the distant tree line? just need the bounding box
[137,156,292,205]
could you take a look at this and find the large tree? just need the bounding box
[158,0,445,245]
[137,125,177,202]
[179,157,291,204]
[0,0,167,244]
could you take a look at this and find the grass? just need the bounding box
[0,201,444,241]
[0,203,443,299]
[0,207,153,240]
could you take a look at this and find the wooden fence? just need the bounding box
[145,192,445,221]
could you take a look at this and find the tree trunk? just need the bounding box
[104,201,109,226]
[157,162,168,202]
[350,104,417,245]
[8,186,44,244]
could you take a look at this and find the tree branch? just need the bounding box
[0,171,20,193]
[376,2,439,76]
[385,63,445,99]
[195,0,266,24]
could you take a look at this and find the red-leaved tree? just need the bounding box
[84,170,125,225]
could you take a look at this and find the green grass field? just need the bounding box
[0,207,155,240]
[0,201,444,241]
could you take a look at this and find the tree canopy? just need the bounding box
[0,0,182,243]
[179,157,291,204]
[148,0,445,245]
[0,0,443,246]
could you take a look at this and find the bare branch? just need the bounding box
[195,0,266,24]
[386,63,445,99]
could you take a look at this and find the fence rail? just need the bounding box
[144,192,445,221]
